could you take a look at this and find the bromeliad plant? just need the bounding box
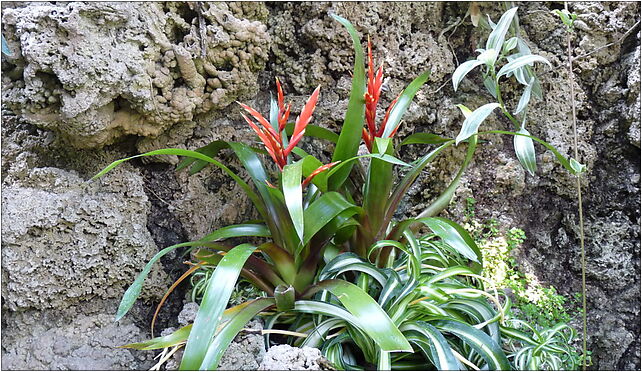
[94,10,585,371]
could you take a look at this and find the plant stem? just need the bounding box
[492,71,522,130]
[564,2,588,369]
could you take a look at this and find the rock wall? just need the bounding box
[1,1,639,370]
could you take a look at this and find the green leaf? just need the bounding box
[364,138,394,236]
[503,37,519,54]
[478,130,585,175]
[434,319,511,370]
[456,103,473,118]
[382,142,453,234]
[514,77,535,115]
[93,147,266,219]
[1,34,12,56]
[414,217,482,264]
[485,7,519,64]
[180,244,257,370]
[305,279,413,352]
[176,141,228,175]
[282,160,305,243]
[455,103,500,145]
[121,325,192,350]
[483,76,498,99]
[398,132,451,147]
[514,126,537,176]
[570,158,586,174]
[497,55,551,81]
[115,239,228,321]
[319,252,387,287]
[200,223,271,241]
[329,14,366,191]
[199,298,276,370]
[229,142,298,250]
[452,60,485,91]
[381,70,431,138]
[303,192,360,246]
[401,322,459,370]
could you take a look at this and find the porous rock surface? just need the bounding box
[259,344,331,371]
[1,1,640,370]
[1,2,269,148]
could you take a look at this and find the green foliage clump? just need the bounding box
[464,200,576,329]
[92,7,586,371]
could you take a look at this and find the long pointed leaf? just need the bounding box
[485,7,519,64]
[434,319,511,370]
[382,141,454,235]
[303,192,360,246]
[455,103,500,145]
[497,55,551,80]
[92,147,266,218]
[329,14,366,191]
[180,244,256,370]
[401,322,459,370]
[381,70,431,138]
[514,77,535,115]
[452,60,485,91]
[514,126,537,176]
[199,298,276,370]
[304,279,413,352]
[414,217,482,265]
[282,160,305,242]
[115,240,228,321]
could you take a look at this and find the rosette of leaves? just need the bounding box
[93,11,585,371]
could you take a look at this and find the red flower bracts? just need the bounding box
[239,79,320,170]
[362,38,400,152]
[239,79,339,187]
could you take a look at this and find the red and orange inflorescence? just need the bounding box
[362,38,400,152]
[239,79,339,186]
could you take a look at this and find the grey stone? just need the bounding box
[259,344,331,371]
[1,160,169,311]
[177,301,199,326]
[1,2,269,148]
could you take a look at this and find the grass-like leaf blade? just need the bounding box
[329,14,366,191]
[381,70,431,138]
[415,217,482,265]
[497,55,551,80]
[401,322,459,370]
[485,7,519,64]
[92,147,266,219]
[282,160,305,243]
[180,244,257,370]
[305,279,413,352]
[303,192,360,245]
[199,298,276,370]
[434,319,511,370]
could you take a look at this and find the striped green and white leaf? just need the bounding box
[455,103,500,145]
[452,59,486,91]
[485,7,519,65]
[514,126,537,176]
[497,55,551,81]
